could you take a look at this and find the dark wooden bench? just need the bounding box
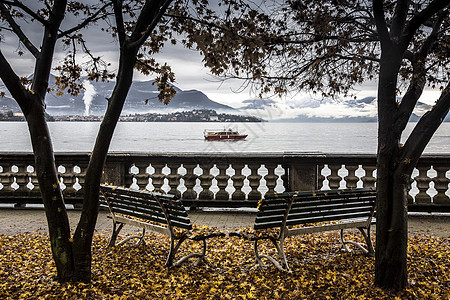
[230,188,376,271]
[99,184,225,268]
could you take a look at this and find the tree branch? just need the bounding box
[403,0,449,47]
[112,0,126,46]
[0,49,30,108]
[401,81,450,174]
[130,0,173,49]
[394,11,445,135]
[372,0,392,49]
[390,0,410,40]
[58,2,112,38]
[0,0,47,24]
[0,2,40,57]
[31,0,67,97]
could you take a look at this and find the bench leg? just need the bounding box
[340,227,374,256]
[108,222,124,247]
[253,238,290,272]
[172,239,209,267]
[116,228,146,247]
[166,235,188,268]
[358,226,375,256]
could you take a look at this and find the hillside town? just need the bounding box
[0,109,264,122]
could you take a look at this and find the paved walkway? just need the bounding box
[0,208,449,237]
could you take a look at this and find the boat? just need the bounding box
[203,128,247,140]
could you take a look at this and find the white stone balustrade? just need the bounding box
[0,152,448,211]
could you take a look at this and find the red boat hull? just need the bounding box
[205,135,247,140]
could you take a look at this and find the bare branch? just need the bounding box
[0,49,29,107]
[373,0,392,49]
[0,2,40,57]
[112,0,126,45]
[0,0,47,24]
[58,2,112,38]
[403,0,450,46]
[130,0,173,48]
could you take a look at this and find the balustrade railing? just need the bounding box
[0,152,449,211]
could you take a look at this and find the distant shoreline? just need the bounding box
[0,109,266,123]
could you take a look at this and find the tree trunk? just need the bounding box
[374,47,409,290]
[23,96,74,282]
[71,48,137,282]
[375,156,409,290]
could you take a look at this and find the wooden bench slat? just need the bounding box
[289,202,375,215]
[101,186,175,200]
[110,207,168,224]
[286,211,372,227]
[102,199,191,227]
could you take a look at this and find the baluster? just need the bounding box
[166,163,182,198]
[62,164,77,196]
[182,164,198,200]
[215,163,230,200]
[134,162,150,190]
[414,166,432,204]
[281,164,289,192]
[344,165,359,189]
[150,163,166,193]
[75,163,87,196]
[26,165,39,195]
[432,166,450,204]
[327,164,342,189]
[15,164,29,194]
[198,164,214,200]
[264,164,278,194]
[231,163,246,200]
[317,163,326,190]
[247,163,262,200]
[361,165,376,188]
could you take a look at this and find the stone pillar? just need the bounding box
[327,164,342,189]
[288,163,318,192]
[182,164,198,200]
[414,166,432,204]
[361,165,376,188]
[317,163,326,190]
[198,164,214,200]
[61,164,78,196]
[102,161,126,186]
[432,166,450,205]
[231,163,246,200]
[264,163,278,194]
[150,163,166,193]
[134,162,150,190]
[215,163,230,200]
[166,163,182,198]
[344,165,359,189]
[15,164,29,194]
[247,163,262,200]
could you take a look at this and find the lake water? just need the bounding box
[1,121,449,154]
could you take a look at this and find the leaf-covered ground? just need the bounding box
[0,230,448,299]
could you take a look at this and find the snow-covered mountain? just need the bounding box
[238,97,450,122]
[1,76,235,115]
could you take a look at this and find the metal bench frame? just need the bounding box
[233,188,376,272]
[100,184,223,268]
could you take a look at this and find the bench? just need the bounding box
[230,188,376,271]
[99,184,225,268]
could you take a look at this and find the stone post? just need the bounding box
[288,163,318,192]
[102,161,126,187]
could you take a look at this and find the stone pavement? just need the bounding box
[0,208,449,238]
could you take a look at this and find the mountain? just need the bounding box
[239,96,450,122]
[1,76,235,115]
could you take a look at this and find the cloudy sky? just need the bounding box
[0,1,442,121]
